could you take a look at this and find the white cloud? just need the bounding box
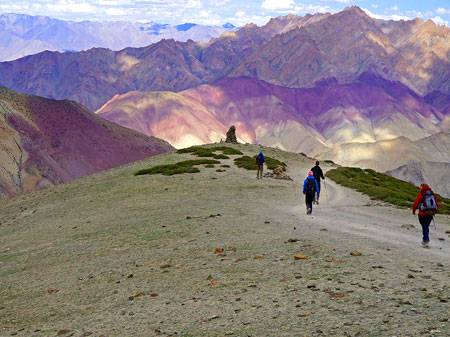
[210,0,229,6]
[371,4,378,9]
[362,8,410,21]
[436,8,450,15]
[431,16,449,26]
[320,0,351,3]
[294,4,330,14]
[186,0,202,8]
[235,11,245,18]
[106,8,125,15]
[47,2,95,14]
[406,10,424,18]
[262,0,295,11]
[388,6,399,11]
[98,0,119,5]
[226,13,271,27]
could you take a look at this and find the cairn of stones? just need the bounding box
[225,125,238,143]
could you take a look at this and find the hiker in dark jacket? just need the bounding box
[303,171,319,215]
[413,184,439,248]
[311,161,325,204]
[256,151,265,179]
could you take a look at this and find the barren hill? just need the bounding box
[316,132,450,172]
[387,161,450,198]
[0,144,448,336]
[97,74,444,151]
[0,86,173,198]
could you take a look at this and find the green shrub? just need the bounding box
[324,160,335,164]
[234,155,287,171]
[221,165,231,168]
[326,167,450,214]
[265,157,287,170]
[176,146,204,154]
[204,164,215,168]
[134,159,220,176]
[176,145,243,158]
[213,154,230,160]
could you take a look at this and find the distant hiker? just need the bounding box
[256,151,265,179]
[413,184,439,248]
[311,161,325,204]
[303,171,319,215]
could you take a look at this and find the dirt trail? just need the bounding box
[281,164,450,259]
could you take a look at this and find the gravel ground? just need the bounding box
[0,144,449,336]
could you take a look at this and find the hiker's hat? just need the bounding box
[308,171,314,176]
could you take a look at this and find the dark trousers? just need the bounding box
[305,194,314,212]
[315,180,321,202]
[418,215,433,242]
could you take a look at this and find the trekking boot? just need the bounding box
[421,241,430,248]
[306,208,312,215]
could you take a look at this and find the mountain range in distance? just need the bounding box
[0,13,237,61]
[0,7,448,112]
[0,86,172,199]
[97,74,446,151]
[0,6,449,198]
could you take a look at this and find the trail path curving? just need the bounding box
[277,163,450,260]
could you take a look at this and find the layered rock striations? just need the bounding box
[97,74,444,152]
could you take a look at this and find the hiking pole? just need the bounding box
[432,218,442,250]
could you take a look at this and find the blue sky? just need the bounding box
[0,0,449,26]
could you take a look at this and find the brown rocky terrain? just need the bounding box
[0,86,173,198]
[0,7,448,111]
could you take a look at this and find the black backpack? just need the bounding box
[306,179,316,195]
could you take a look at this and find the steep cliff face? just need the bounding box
[0,87,173,198]
[1,7,448,111]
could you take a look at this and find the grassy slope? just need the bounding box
[326,167,450,214]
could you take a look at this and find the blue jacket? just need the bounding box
[303,176,320,195]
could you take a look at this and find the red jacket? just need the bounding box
[413,185,439,216]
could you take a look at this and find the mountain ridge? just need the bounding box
[0,12,237,61]
[1,7,448,111]
[96,74,444,151]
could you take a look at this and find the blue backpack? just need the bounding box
[419,191,438,215]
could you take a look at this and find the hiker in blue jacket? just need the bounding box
[303,171,320,215]
[256,151,265,179]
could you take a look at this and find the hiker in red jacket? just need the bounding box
[413,184,439,248]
